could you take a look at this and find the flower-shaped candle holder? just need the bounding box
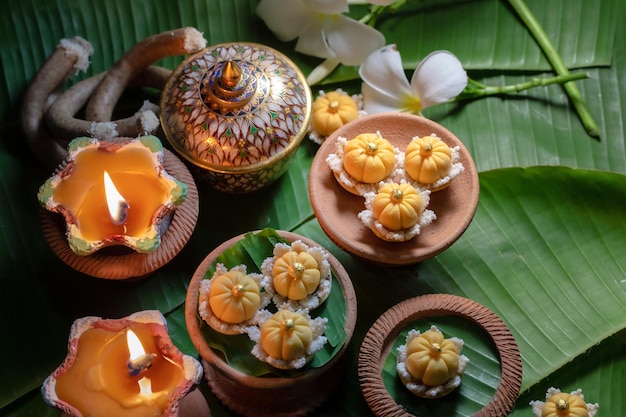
[42,310,208,417]
[38,136,199,279]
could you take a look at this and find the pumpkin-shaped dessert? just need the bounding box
[405,329,460,387]
[311,91,359,137]
[372,182,425,232]
[343,133,396,184]
[209,270,261,324]
[405,135,452,186]
[541,392,591,417]
[397,327,468,398]
[272,250,321,301]
[260,310,313,362]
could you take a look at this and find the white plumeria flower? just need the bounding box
[359,44,468,114]
[257,0,385,84]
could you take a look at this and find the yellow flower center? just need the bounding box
[401,94,423,115]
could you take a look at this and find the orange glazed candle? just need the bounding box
[38,136,187,256]
[42,311,203,417]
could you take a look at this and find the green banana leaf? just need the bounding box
[1,0,625,416]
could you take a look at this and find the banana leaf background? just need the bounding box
[1,0,625,416]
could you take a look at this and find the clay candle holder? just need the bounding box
[41,310,209,417]
[38,136,199,279]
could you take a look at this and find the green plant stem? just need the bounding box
[506,0,599,137]
[360,0,408,26]
[456,72,589,101]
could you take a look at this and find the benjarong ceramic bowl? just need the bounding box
[161,42,312,193]
[185,230,357,417]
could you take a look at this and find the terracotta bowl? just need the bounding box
[185,230,357,417]
[358,294,523,417]
[309,112,479,265]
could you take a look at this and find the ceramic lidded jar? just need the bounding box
[160,42,312,193]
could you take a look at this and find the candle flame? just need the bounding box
[126,330,146,361]
[126,329,156,377]
[103,171,129,225]
[138,376,153,397]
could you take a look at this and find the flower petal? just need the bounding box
[294,19,333,59]
[411,50,468,109]
[307,57,341,85]
[304,0,349,14]
[325,15,385,65]
[359,44,412,99]
[256,0,312,41]
[360,82,405,114]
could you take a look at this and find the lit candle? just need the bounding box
[103,170,130,226]
[42,311,203,417]
[37,136,188,256]
[126,329,156,377]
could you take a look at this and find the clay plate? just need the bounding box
[185,230,357,417]
[358,294,523,417]
[309,112,479,265]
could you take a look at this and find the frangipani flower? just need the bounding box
[256,0,385,67]
[359,44,468,115]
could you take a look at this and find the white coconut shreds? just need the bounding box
[261,239,332,311]
[529,388,599,417]
[325,134,404,196]
[248,309,328,370]
[358,180,436,242]
[404,134,464,190]
[396,326,469,398]
[308,89,366,145]
[198,263,274,335]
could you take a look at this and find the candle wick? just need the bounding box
[112,201,130,226]
[127,352,156,377]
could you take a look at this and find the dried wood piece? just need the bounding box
[46,66,172,145]
[85,27,206,123]
[21,36,94,168]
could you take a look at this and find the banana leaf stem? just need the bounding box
[457,72,590,100]
[506,0,599,137]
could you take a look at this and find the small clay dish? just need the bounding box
[358,294,523,417]
[309,112,479,265]
[40,147,199,280]
[185,230,357,417]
